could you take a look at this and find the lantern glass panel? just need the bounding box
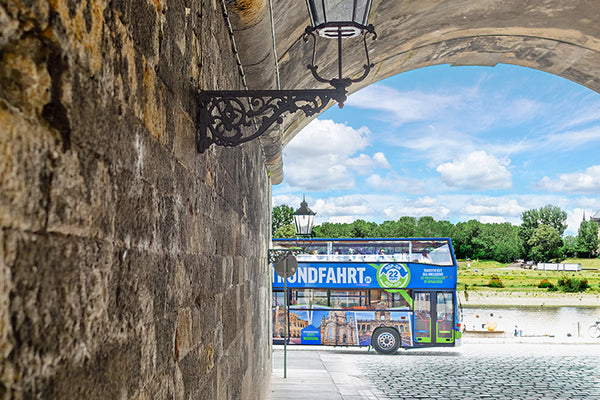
[294,214,315,236]
[306,0,371,27]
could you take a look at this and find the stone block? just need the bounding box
[0,102,57,232]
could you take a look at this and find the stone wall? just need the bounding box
[1,1,271,399]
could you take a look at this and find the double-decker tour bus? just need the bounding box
[272,238,462,354]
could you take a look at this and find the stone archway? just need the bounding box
[226,0,600,183]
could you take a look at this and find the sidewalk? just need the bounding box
[268,346,381,400]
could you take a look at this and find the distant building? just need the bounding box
[591,209,600,226]
[582,210,600,248]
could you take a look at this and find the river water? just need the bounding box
[462,305,600,338]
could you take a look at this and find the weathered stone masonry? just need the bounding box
[1,1,270,399]
[2,0,600,399]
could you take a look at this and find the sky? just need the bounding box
[272,64,600,237]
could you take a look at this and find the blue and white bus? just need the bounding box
[272,238,462,354]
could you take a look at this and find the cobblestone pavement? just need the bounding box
[357,344,600,399]
[269,343,600,400]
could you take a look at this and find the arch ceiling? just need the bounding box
[225,0,600,184]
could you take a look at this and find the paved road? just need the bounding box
[269,343,600,399]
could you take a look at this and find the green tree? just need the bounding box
[528,224,562,262]
[396,216,417,237]
[538,205,568,235]
[519,205,567,259]
[519,208,540,259]
[576,220,599,258]
[435,220,454,238]
[415,216,438,237]
[375,220,400,238]
[312,222,353,238]
[559,236,578,258]
[350,220,378,238]
[451,220,481,259]
[273,223,296,238]
[489,223,523,263]
[272,204,294,234]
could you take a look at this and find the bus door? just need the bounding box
[413,291,455,345]
[435,292,455,344]
[413,292,431,344]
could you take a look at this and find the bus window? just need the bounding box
[273,291,284,307]
[369,289,411,309]
[313,290,329,307]
[330,290,368,309]
[392,290,411,309]
[290,289,328,308]
[291,290,311,307]
[369,289,390,309]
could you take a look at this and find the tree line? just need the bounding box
[272,204,599,263]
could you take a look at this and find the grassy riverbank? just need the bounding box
[457,258,600,307]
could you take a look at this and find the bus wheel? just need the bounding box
[372,328,400,355]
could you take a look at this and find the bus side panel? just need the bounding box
[275,308,415,348]
[354,311,413,348]
[274,309,413,347]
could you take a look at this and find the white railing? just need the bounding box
[294,253,453,265]
[535,263,582,271]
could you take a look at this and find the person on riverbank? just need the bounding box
[514,325,523,336]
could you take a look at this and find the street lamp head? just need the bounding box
[306,0,373,38]
[292,198,316,237]
[303,0,377,96]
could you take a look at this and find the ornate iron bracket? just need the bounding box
[197,87,347,153]
[196,23,376,153]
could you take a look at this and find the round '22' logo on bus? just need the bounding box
[378,263,410,289]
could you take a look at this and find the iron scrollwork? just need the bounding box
[196,22,377,153]
[197,88,346,153]
[268,248,304,264]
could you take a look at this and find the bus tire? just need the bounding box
[372,328,400,355]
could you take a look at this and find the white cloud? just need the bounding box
[572,197,600,209]
[312,196,377,221]
[283,119,391,191]
[488,126,600,158]
[385,127,479,165]
[462,198,525,217]
[436,151,512,190]
[346,85,460,125]
[383,197,451,221]
[542,126,600,151]
[272,194,302,208]
[479,216,508,224]
[566,208,586,237]
[373,152,391,169]
[345,154,381,174]
[557,100,600,130]
[327,215,357,224]
[366,173,426,194]
[285,119,370,157]
[536,165,600,193]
